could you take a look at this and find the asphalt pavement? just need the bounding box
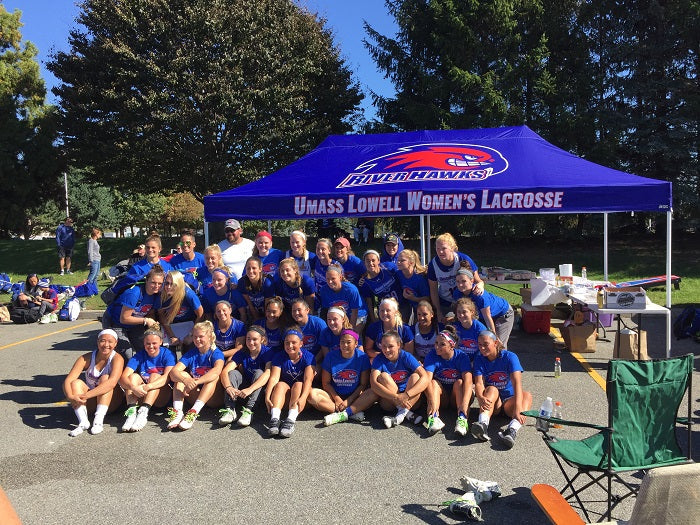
[0,307,698,525]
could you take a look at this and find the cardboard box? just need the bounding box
[520,303,552,334]
[613,329,648,360]
[562,323,597,353]
[603,286,646,309]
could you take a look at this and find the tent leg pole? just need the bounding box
[603,213,609,282]
[427,215,432,262]
[419,214,426,266]
[204,220,209,247]
[268,220,272,235]
[666,209,672,356]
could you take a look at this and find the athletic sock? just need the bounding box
[478,412,490,426]
[173,399,184,412]
[344,407,354,417]
[74,405,90,428]
[287,408,299,422]
[395,407,409,424]
[93,404,108,426]
[270,407,281,420]
[508,419,522,432]
[191,400,205,414]
[458,411,467,419]
[137,405,150,415]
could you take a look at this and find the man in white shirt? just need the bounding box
[218,219,255,280]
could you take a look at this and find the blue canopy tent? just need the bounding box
[204,125,673,329]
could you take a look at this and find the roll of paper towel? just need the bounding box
[559,264,573,277]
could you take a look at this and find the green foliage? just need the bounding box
[0,6,63,239]
[49,0,363,202]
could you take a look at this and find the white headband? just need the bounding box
[98,329,118,341]
[328,307,346,318]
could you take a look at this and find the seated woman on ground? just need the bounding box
[63,329,125,437]
[218,325,273,427]
[200,266,247,324]
[238,256,274,323]
[471,330,532,449]
[13,273,41,309]
[167,320,225,431]
[265,327,315,438]
[253,296,285,353]
[289,297,327,372]
[158,270,204,348]
[452,297,488,363]
[370,330,429,429]
[453,262,514,348]
[119,327,176,432]
[212,300,246,360]
[308,329,377,426]
[35,278,59,318]
[364,297,414,361]
[422,325,472,437]
[318,306,364,366]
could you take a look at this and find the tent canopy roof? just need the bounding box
[204,125,672,220]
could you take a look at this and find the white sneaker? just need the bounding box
[69,422,90,437]
[178,409,198,430]
[427,415,446,435]
[349,411,365,422]
[90,422,104,435]
[454,416,469,437]
[218,407,236,425]
[383,415,396,428]
[131,407,149,432]
[121,406,138,432]
[166,408,184,430]
[237,407,253,427]
[39,314,51,324]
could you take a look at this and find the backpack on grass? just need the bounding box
[10,306,41,324]
[58,297,81,321]
[0,273,11,293]
[673,306,700,341]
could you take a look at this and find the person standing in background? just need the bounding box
[219,219,255,280]
[56,217,76,275]
[87,227,102,285]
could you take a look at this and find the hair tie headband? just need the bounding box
[457,268,474,279]
[284,329,304,340]
[291,230,306,241]
[98,329,119,341]
[439,330,457,346]
[340,329,359,341]
[328,306,346,318]
[364,249,380,259]
[247,325,266,338]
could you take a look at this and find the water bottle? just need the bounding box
[581,266,587,282]
[552,401,562,428]
[554,357,561,378]
[535,397,553,432]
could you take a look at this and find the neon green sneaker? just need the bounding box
[324,411,348,426]
[121,406,138,432]
[178,409,199,430]
[455,415,469,437]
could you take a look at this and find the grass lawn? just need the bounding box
[0,232,697,310]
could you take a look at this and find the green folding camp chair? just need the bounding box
[523,354,694,522]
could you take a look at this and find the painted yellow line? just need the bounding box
[0,320,98,351]
[550,326,606,392]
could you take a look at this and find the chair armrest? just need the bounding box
[530,484,586,525]
[521,410,610,432]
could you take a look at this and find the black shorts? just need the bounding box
[57,246,73,258]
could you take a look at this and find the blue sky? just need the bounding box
[4,0,397,121]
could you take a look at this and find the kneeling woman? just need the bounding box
[422,325,472,436]
[471,330,532,449]
[120,328,176,432]
[167,321,225,431]
[370,331,429,428]
[265,328,315,438]
[63,329,125,436]
[218,325,273,427]
[308,329,377,426]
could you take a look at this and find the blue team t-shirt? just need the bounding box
[258,249,284,276]
[338,255,365,285]
[126,346,177,380]
[272,274,315,309]
[371,350,422,392]
[213,318,246,351]
[179,347,225,378]
[200,285,246,316]
[232,345,274,382]
[454,319,488,361]
[318,281,366,317]
[298,315,328,356]
[170,252,205,271]
[453,288,511,320]
[365,321,414,351]
[271,350,315,386]
[358,269,402,307]
[423,348,471,386]
[473,349,523,400]
[253,318,283,353]
[322,348,370,396]
[107,284,161,328]
[237,275,275,316]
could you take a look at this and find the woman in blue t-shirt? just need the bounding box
[452,297,488,363]
[213,300,246,359]
[395,248,430,323]
[308,329,378,426]
[358,250,402,324]
[238,256,275,323]
[158,270,204,348]
[265,327,315,438]
[471,330,532,449]
[364,297,414,360]
[119,328,176,432]
[370,330,429,429]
